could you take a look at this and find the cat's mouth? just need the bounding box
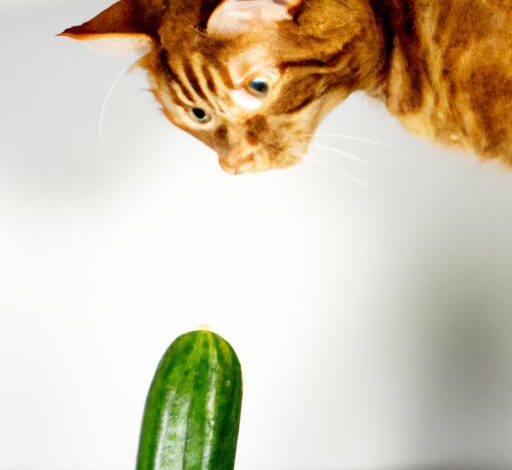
[218,149,302,174]
[219,152,258,175]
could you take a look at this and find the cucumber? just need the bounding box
[136,330,243,470]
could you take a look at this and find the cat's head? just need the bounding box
[61,0,382,174]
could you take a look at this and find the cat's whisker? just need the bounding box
[302,156,372,191]
[98,65,132,144]
[304,133,393,147]
[309,142,369,165]
[289,150,372,191]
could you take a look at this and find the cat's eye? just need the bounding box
[190,107,211,124]
[247,77,269,97]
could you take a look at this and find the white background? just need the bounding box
[2,1,512,469]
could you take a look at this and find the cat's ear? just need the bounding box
[207,0,303,36]
[58,0,152,42]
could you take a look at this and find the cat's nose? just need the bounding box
[219,152,256,175]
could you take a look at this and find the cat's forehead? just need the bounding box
[226,45,277,84]
[160,41,282,111]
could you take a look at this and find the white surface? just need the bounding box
[1,2,512,470]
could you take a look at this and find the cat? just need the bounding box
[60,0,512,174]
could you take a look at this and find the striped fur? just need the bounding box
[63,0,512,173]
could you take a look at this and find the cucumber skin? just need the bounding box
[136,330,243,470]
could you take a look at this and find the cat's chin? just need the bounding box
[219,154,257,175]
[218,155,301,175]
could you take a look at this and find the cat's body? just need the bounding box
[379,1,512,164]
[61,0,512,173]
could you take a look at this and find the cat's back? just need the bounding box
[396,0,512,163]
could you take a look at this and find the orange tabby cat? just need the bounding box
[61,0,512,174]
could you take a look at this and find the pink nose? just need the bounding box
[219,153,256,175]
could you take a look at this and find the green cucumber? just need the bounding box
[136,330,243,470]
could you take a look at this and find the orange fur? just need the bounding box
[375,0,512,165]
[61,0,512,173]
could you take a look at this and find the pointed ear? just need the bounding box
[207,0,303,37]
[58,0,152,41]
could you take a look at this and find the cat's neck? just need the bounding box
[367,0,428,114]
